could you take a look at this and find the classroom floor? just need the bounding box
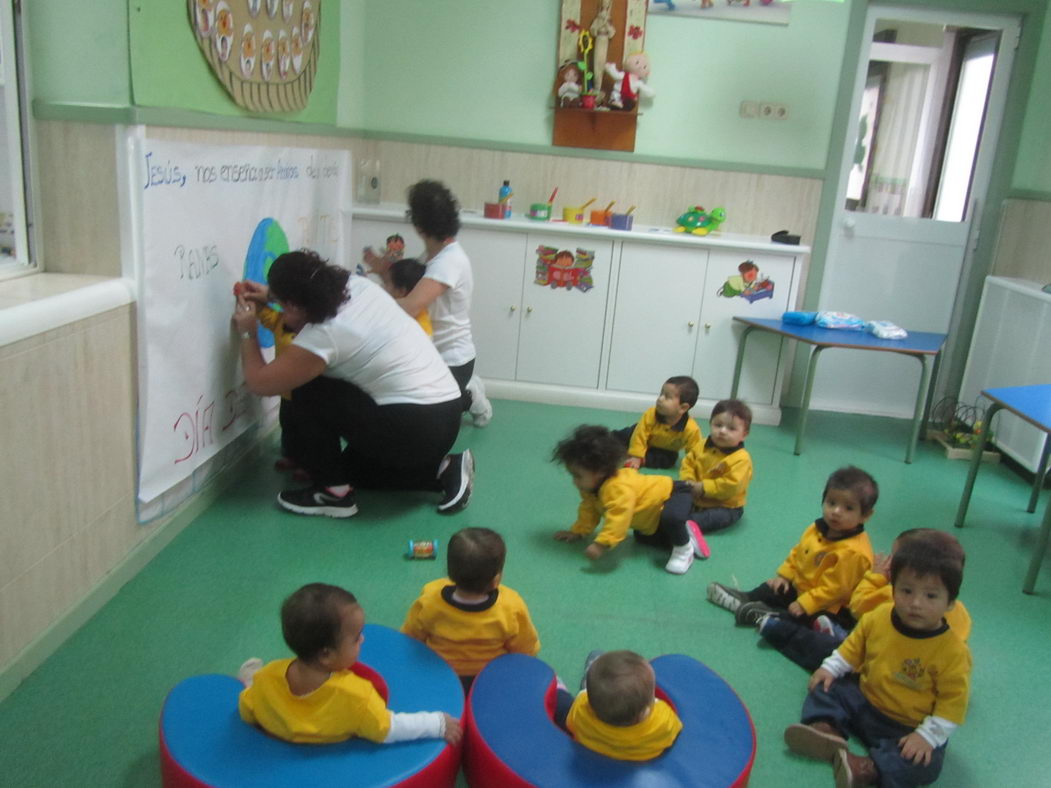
[1,399,1050,787]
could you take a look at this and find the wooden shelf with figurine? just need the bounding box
[554,0,650,153]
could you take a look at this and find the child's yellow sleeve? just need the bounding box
[507,604,542,657]
[570,495,602,537]
[401,597,427,641]
[238,685,257,724]
[683,419,704,453]
[849,572,891,618]
[679,447,702,482]
[627,410,657,459]
[699,453,752,502]
[590,484,638,549]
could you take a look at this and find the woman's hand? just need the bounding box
[236,279,270,305]
[767,575,791,594]
[232,294,259,334]
[363,247,394,276]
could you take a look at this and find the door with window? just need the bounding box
[813,7,1018,418]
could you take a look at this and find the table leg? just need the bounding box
[1028,433,1050,514]
[730,325,756,399]
[954,402,1001,528]
[795,346,826,457]
[1023,495,1051,594]
[905,355,933,464]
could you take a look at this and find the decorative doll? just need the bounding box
[555,61,583,107]
[605,53,654,111]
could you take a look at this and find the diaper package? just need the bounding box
[865,320,908,340]
[815,311,866,330]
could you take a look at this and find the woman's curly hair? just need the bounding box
[267,250,350,324]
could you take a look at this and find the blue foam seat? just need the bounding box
[465,653,755,787]
[159,624,463,788]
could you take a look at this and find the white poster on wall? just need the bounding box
[133,137,351,504]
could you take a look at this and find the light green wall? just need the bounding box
[126,1,340,123]
[26,0,130,106]
[358,0,849,170]
[1013,5,1051,193]
[339,0,367,128]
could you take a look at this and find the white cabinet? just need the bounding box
[959,277,1051,472]
[463,227,613,388]
[352,207,807,423]
[606,245,799,406]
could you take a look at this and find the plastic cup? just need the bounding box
[590,210,612,226]
[609,213,634,230]
[483,202,503,219]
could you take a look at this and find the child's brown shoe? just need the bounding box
[784,722,847,762]
[833,749,878,787]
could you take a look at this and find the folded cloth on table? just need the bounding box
[815,311,866,330]
[782,311,817,325]
[866,320,908,340]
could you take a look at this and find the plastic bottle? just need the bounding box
[498,180,513,219]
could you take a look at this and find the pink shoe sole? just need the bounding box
[686,520,711,559]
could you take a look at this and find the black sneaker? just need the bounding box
[277,486,359,518]
[735,600,781,628]
[707,582,749,614]
[437,450,474,513]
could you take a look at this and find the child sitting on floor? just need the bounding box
[389,258,432,336]
[614,376,703,469]
[756,529,971,672]
[554,650,682,761]
[238,583,462,745]
[783,536,971,786]
[402,527,540,692]
[708,466,876,626]
[553,425,705,575]
[680,398,754,538]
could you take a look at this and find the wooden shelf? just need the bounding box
[552,106,638,152]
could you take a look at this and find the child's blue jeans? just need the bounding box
[802,677,947,787]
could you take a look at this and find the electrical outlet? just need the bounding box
[772,103,789,120]
[758,102,775,119]
[739,100,758,119]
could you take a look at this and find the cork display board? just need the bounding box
[189,0,321,113]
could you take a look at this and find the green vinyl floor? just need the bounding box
[1,399,1050,787]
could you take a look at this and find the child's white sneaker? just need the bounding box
[466,375,493,427]
[665,543,695,574]
[238,657,263,687]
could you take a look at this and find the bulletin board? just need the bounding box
[131,134,351,505]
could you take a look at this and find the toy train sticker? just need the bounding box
[717,260,774,303]
[534,246,595,292]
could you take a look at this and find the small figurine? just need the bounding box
[555,61,583,108]
[674,206,727,236]
[605,53,654,111]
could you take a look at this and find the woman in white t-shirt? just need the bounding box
[233,251,474,518]
[366,180,493,427]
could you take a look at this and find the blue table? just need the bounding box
[954,384,1051,594]
[730,317,946,463]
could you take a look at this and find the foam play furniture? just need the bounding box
[465,653,755,787]
[159,624,463,787]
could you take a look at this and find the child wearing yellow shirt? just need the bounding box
[402,528,540,691]
[755,529,971,671]
[237,583,462,746]
[614,376,703,469]
[553,425,704,575]
[389,258,433,336]
[784,537,971,786]
[708,466,876,626]
[680,398,754,540]
[553,650,682,761]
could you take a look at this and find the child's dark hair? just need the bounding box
[280,583,359,663]
[386,233,404,246]
[891,536,965,601]
[665,376,699,408]
[711,398,752,430]
[551,425,625,476]
[586,651,654,726]
[390,258,426,295]
[407,179,461,240]
[895,528,966,567]
[267,250,350,324]
[448,527,507,594]
[823,466,879,514]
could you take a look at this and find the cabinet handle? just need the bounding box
[704,323,712,334]
[510,305,517,312]
[526,306,533,314]
[688,321,695,328]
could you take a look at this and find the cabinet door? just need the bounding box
[606,243,707,394]
[516,235,614,388]
[459,227,527,381]
[694,251,798,404]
